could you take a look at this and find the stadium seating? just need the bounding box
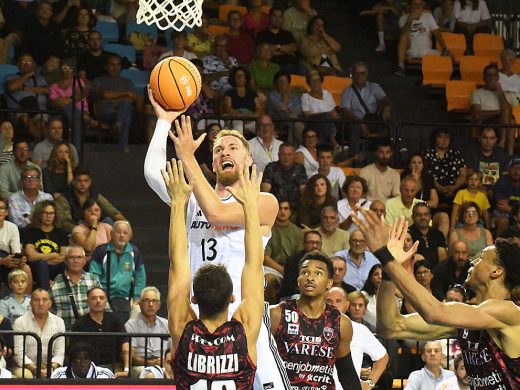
[513,106,520,125]
[473,33,504,63]
[105,43,137,65]
[437,32,466,62]
[445,80,476,112]
[0,64,18,95]
[121,68,150,95]
[422,55,453,87]
[341,167,360,176]
[290,74,308,93]
[512,59,520,75]
[94,19,119,44]
[207,24,230,36]
[323,76,352,106]
[459,56,491,86]
[218,5,247,21]
[126,22,158,40]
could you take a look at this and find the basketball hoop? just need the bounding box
[136,0,203,31]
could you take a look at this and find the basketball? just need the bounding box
[149,57,202,110]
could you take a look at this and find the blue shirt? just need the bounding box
[404,367,455,390]
[333,250,380,290]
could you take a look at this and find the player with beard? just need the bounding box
[353,210,520,390]
[144,88,289,389]
[270,252,361,390]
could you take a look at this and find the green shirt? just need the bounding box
[265,222,303,265]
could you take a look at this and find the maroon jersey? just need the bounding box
[457,327,520,389]
[173,318,256,389]
[274,299,341,389]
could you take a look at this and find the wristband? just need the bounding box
[373,246,394,266]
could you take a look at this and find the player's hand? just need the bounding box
[386,217,419,269]
[161,158,193,205]
[169,115,206,160]
[147,85,187,124]
[352,206,388,252]
[225,164,262,207]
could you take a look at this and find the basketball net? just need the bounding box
[136,0,203,31]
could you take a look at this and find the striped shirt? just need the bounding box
[51,363,115,378]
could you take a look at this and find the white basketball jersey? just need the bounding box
[186,193,270,315]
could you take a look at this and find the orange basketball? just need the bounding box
[149,57,202,110]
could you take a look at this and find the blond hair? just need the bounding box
[214,129,252,155]
[8,269,28,285]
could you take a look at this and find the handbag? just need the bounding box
[352,84,384,135]
[106,253,134,324]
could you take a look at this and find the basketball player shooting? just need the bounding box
[164,159,264,388]
[353,211,520,389]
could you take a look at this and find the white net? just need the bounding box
[136,0,203,31]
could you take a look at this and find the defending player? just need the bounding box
[165,159,264,388]
[144,88,290,389]
[353,210,520,389]
[270,251,362,390]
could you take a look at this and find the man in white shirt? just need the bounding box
[499,48,520,102]
[317,144,345,198]
[248,115,283,174]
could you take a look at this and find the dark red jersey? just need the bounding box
[457,327,520,389]
[172,318,256,389]
[274,299,341,389]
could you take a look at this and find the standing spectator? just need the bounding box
[404,341,455,388]
[451,170,491,230]
[0,121,15,166]
[222,65,263,120]
[299,15,342,76]
[267,71,303,125]
[295,128,319,177]
[298,173,337,228]
[433,0,456,32]
[337,175,371,233]
[77,31,113,81]
[493,157,520,236]
[0,269,30,324]
[125,286,169,378]
[316,206,350,256]
[42,142,75,197]
[360,0,403,52]
[202,35,238,93]
[360,137,400,202]
[51,342,115,378]
[453,0,491,49]
[499,49,520,101]
[13,289,65,378]
[282,0,317,43]
[89,221,145,324]
[257,7,299,74]
[62,6,95,59]
[385,176,421,225]
[92,54,137,153]
[431,240,470,300]
[33,117,79,169]
[8,168,53,229]
[225,11,256,65]
[24,200,68,290]
[248,115,283,174]
[317,144,345,199]
[340,62,391,156]
[249,42,280,93]
[186,15,214,58]
[50,246,102,330]
[243,0,269,39]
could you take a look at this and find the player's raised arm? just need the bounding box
[162,159,196,346]
[227,164,265,364]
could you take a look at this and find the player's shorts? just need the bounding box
[254,303,291,390]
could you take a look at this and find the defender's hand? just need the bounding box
[161,158,193,205]
[225,164,262,207]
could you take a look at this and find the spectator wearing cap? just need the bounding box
[492,156,520,236]
[431,240,470,301]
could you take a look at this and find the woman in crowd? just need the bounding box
[187,16,214,58]
[42,141,75,197]
[362,264,383,329]
[402,260,435,314]
[62,6,95,59]
[242,0,269,39]
[24,200,68,290]
[71,198,112,264]
[298,173,336,228]
[295,128,319,177]
[195,122,221,187]
[249,42,280,94]
[337,175,371,233]
[0,120,15,166]
[454,0,490,51]
[223,65,263,118]
[299,15,342,76]
[448,201,493,259]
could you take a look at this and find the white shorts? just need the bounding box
[254,303,291,390]
[407,46,440,59]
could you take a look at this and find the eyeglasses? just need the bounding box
[21,60,34,65]
[415,270,431,276]
[42,211,56,216]
[464,211,478,216]
[305,240,321,245]
[16,147,29,152]
[23,176,40,181]
[141,299,160,305]
[350,239,365,244]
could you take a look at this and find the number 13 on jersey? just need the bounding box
[201,238,217,261]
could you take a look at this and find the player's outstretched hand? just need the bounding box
[387,217,419,272]
[169,115,206,161]
[147,85,187,124]
[352,206,388,253]
[161,158,193,205]
[226,164,262,207]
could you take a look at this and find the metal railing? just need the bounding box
[487,0,520,52]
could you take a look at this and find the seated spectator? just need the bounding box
[250,42,280,93]
[52,0,82,29]
[71,287,129,376]
[24,200,67,290]
[295,128,319,177]
[222,65,263,119]
[316,206,349,256]
[225,11,256,65]
[202,35,238,93]
[266,71,303,126]
[263,199,303,303]
[404,341,455,388]
[317,144,345,199]
[261,143,308,210]
[448,201,493,259]
[125,286,169,378]
[385,176,421,224]
[92,54,137,153]
[61,6,94,59]
[158,30,197,62]
[346,290,375,332]
[433,0,456,32]
[360,137,400,202]
[71,199,112,263]
[13,289,65,378]
[248,115,283,173]
[48,59,97,138]
[0,139,42,200]
[453,354,470,390]
[90,221,145,324]
[369,200,386,219]
[361,264,383,330]
[493,157,520,236]
[334,230,380,291]
[186,15,214,58]
[402,153,440,209]
[0,3,24,65]
[396,0,450,76]
[431,240,470,300]
[451,169,491,230]
[0,338,12,378]
[33,117,80,170]
[8,167,53,229]
[340,62,391,156]
[282,0,317,44]
[51,342,115,378]
[499,49,520,101]
[50,246,102,330]
[330,256,356,293]
[501,203,520,240]
[110,0,137,26]
[256,7,299,74]
[471,64,518,156]
[404,231,425,264]
[77,31,112,81]
[42,142,75,197]
[337,175,372,233]
[402,260,435,314]
[360,0,403,52]
[0,121,15,166]
[298,173,337,228]
[56,166,127,233]
[184,59,217,130]
[0,269,30,324]
[243,0,269,39]
[453,0,490,50]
